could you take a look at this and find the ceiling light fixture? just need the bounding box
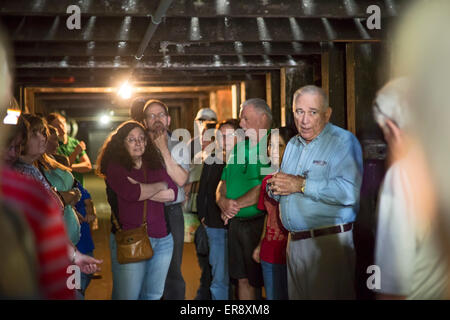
[117,80,134,99]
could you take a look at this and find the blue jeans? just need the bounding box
[205,226,229,300]
[110,233,173,300]
[261,260,288,300]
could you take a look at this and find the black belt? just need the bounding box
[290,222,353,241]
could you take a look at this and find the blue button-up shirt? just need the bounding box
[270,123,363,232]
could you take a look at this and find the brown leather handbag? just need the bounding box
[112,170,153,264]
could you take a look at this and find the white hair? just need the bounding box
[373,77,411,130]
[292,85,329,111]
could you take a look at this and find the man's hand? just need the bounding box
[72,141,86,159]
[218,198,240,219]
[220,212,230,226]
[267,172,304,196]
[252,244,261,263]
[150,130,169,154]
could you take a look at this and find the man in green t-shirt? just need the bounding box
[47,113,92,186]
[216,98,272,300]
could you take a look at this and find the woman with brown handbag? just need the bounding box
[96,120,177,300]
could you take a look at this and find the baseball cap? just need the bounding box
[195,108,217,121]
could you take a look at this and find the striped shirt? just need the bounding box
[1,168,74,299]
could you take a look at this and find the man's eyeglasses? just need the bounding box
[146,112,167,120]
[126,136,146,144]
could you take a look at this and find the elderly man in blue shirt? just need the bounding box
[268,85,363,299]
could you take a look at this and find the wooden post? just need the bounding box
[269,71,281,128]
[346,43,356,135]
[322,43,346,129]
[280,68,286,127]
[321,51,330,97]
[240,82,246,105]
[231,84,238,119]
[266,73,272,109]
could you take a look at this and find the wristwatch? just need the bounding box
[300,176,306,194]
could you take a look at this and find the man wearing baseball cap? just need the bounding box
[191,108,218,160]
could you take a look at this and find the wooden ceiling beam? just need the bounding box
[3,16,388,42]
[14,55,310,69]
[12,41,322,57]
[14,68,269,77]
[0,0,405,18]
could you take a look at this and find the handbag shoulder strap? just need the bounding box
[111,209,122,232]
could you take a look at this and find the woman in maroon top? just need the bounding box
[96,120,177,300]
[252,127,296,300]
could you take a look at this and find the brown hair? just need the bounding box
[130,97,147,123]
[96,120,163,177]
[46,112,65,124]
[38,153,71,172]
[6,115,29,148]
[21,114,48,137]
[216,118,240,131]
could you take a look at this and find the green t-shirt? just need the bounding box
[57,136,86,186]
[221,133,270,218]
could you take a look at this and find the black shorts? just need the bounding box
[228,213,265,287]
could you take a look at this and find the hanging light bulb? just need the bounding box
[99,114,111,125]
[118,80,133,99]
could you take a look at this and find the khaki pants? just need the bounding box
[287,230,356,300]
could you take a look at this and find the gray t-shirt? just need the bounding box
[165,134,190,205]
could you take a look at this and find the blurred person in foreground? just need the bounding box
[0,29,101,299]
[391,0,450,297]
[372,78,448,299]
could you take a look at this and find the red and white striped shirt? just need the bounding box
[1,168,75,299]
